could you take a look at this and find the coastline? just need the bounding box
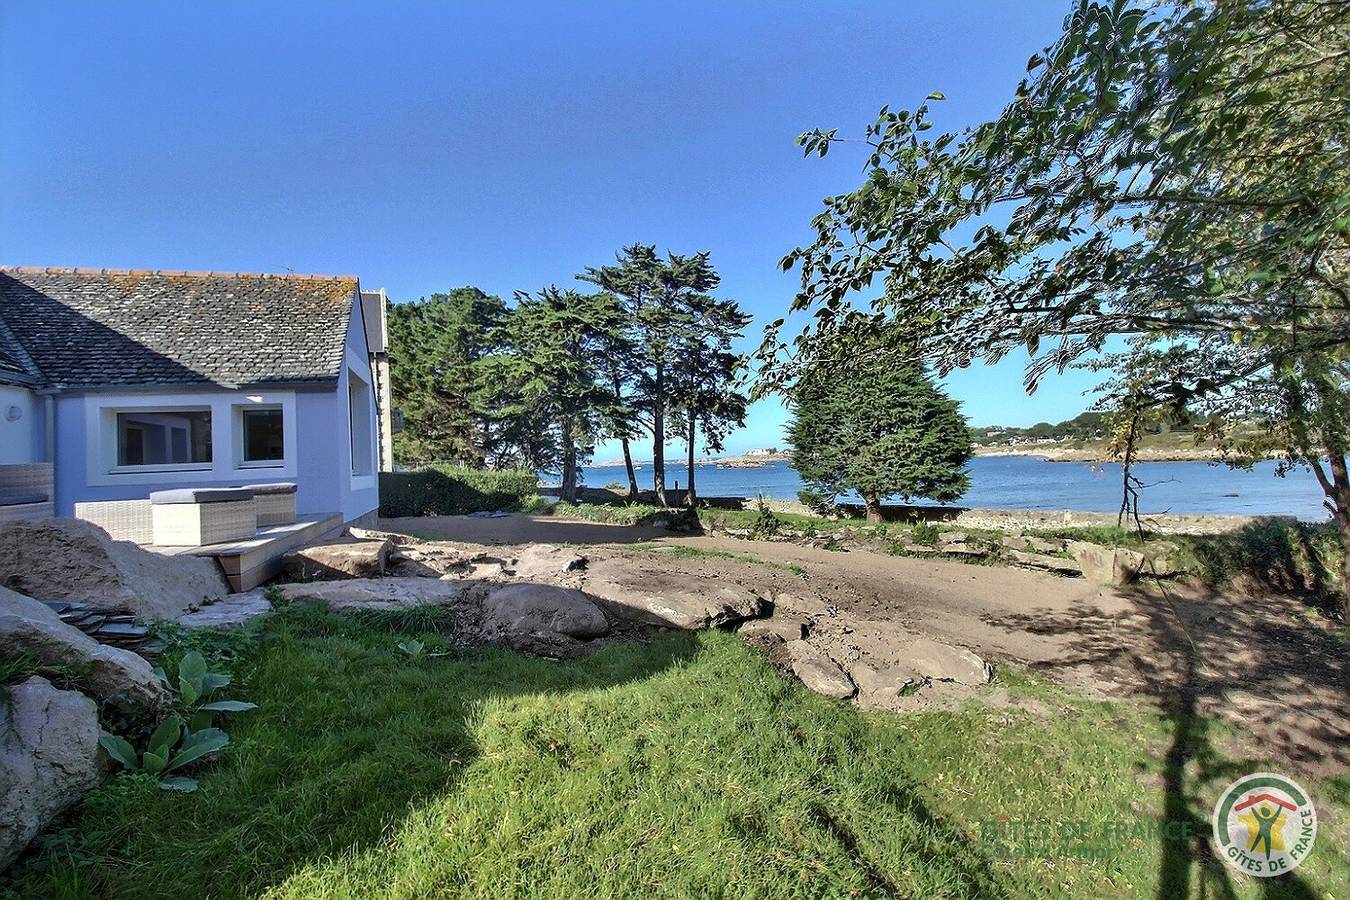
[597,447,1232,467]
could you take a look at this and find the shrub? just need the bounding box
[797,487,835,515]
[379,465,538,517]
[910,521,941,546]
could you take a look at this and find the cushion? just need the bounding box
[149,488,254,505]
[0,492,48,506]
[240,482,298,495]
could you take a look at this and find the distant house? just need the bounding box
[0,267,393,524]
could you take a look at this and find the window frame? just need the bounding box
[110,407,214,474]
[237,405,286,469]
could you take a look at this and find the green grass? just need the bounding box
[4,605,1345,899]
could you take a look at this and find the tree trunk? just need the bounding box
[863,492,883,524]
[621,437,639,501]
[1325,452,1350,622]
[652,364,667,506]
[686,409,697,508]
[560,416,578,504]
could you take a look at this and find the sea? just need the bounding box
[575,456,1329,521]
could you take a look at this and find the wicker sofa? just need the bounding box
[0,463,55,523]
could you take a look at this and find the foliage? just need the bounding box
[378,465,538,517]
[910,521,941,547]
[502,287,628,501]
[99,651,255,792]
[582,245,750,505]
[749,496,783,539]
[764,0,1350,612]
[7,611,1347,898]
[787,334,972,519]
[797,487,834,515]
[386,288,525,468]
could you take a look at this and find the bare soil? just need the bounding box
[382,513,1350,779]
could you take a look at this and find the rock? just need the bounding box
[277,577,471,610]
[583,559,767,629]
[1067,541,1147,586]
[284,538,392,580]
[1004,549,1082,575]
[0,677,103,870]
[1143,542,1186,577]
[1000,535,1031,551]
[0,586,167,714]
[0,518,229,618]
[848,662,922,698]
[937,530,968,544]
[771,592,832,618]
[902,637,993,685]
[483,584,608,639]
[509,545,588,580]
[938,541,989,558]
[175,590,272,629]
[737,614,809,645]
[775,640,855,699]
[1024,537,1064,554]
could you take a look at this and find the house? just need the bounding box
[0,266,393,526]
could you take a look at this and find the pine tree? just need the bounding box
[787,342,971,522]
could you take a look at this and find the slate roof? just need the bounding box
[0,267,360,391]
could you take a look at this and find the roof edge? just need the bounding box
[0,266,359,281]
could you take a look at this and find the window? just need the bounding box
[116,410,211,467]
[241,408,284,463]
[348,371,373,477]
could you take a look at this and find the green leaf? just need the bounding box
[189,710,214,733]
[98,732,140,770]
[178,675,200,707]
[142,750,168,775]
[158,776,198,792]
[146,715,182,760]
[166,729,229,772]
[178,651,208,685]
[926,91,946,101]
[196,700,258,713]
[201,673,231,694]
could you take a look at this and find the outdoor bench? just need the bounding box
[149,487,257,546]
[240,482,298,526]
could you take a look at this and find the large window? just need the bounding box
[241,408,284,463]
[116,410,212,467]
[348,371,373,477]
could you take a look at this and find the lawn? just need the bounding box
[4,605,1346,899]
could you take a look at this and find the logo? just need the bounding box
[1212,772,1317,877]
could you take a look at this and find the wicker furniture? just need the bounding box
[0,463,55,523]
[73,499,154,543]
[240,482,297,526]
[150,488,257,546]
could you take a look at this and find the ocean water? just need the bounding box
[578,456,1329,521]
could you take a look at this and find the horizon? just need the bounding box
[1,1,1102,459]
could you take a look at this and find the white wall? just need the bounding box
[0,385,42,464]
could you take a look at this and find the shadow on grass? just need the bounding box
[6,603,1017,898]
[986,576,1345,899]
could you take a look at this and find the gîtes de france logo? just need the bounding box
[1212,772,1317,877]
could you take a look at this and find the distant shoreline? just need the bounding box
[593,446,1233,468]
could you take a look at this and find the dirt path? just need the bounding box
[382,513,1349,778]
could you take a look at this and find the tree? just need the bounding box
[764,0,1350,615]
[503,287,627,502]
[581,245,726,506]
[787,336,971,522]
[669,293,751,506]
[387,287,509,467]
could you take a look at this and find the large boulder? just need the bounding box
[482,584,609,657]
[508,545,588,580]
[0,518,229,618]
[583,558,767,629]
[773,640,856,699]
[0,587,167,715]
[1067,541,1147,586]
[277,577,471,610]
[0,677,103,870]
[902,637,993,685]
[284,538,392,580]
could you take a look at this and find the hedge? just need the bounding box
[379,464,539,517]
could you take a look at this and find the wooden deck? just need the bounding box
[154,512,344,591]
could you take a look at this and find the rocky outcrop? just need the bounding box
[508,545,588,580]
[902,637,993,685]
[1068,541,1148,586]
[0,587,167,715]
[284,538,392,580]
[1004,549,1082,575]
[277,577,472,610]
[0,677,103,870]
[773,640,855,699]
[0,518,229,618]
[175,590,273,629]
[482,584,609,657]
[583,558,767,629]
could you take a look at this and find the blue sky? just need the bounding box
[1,1,1102,459]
